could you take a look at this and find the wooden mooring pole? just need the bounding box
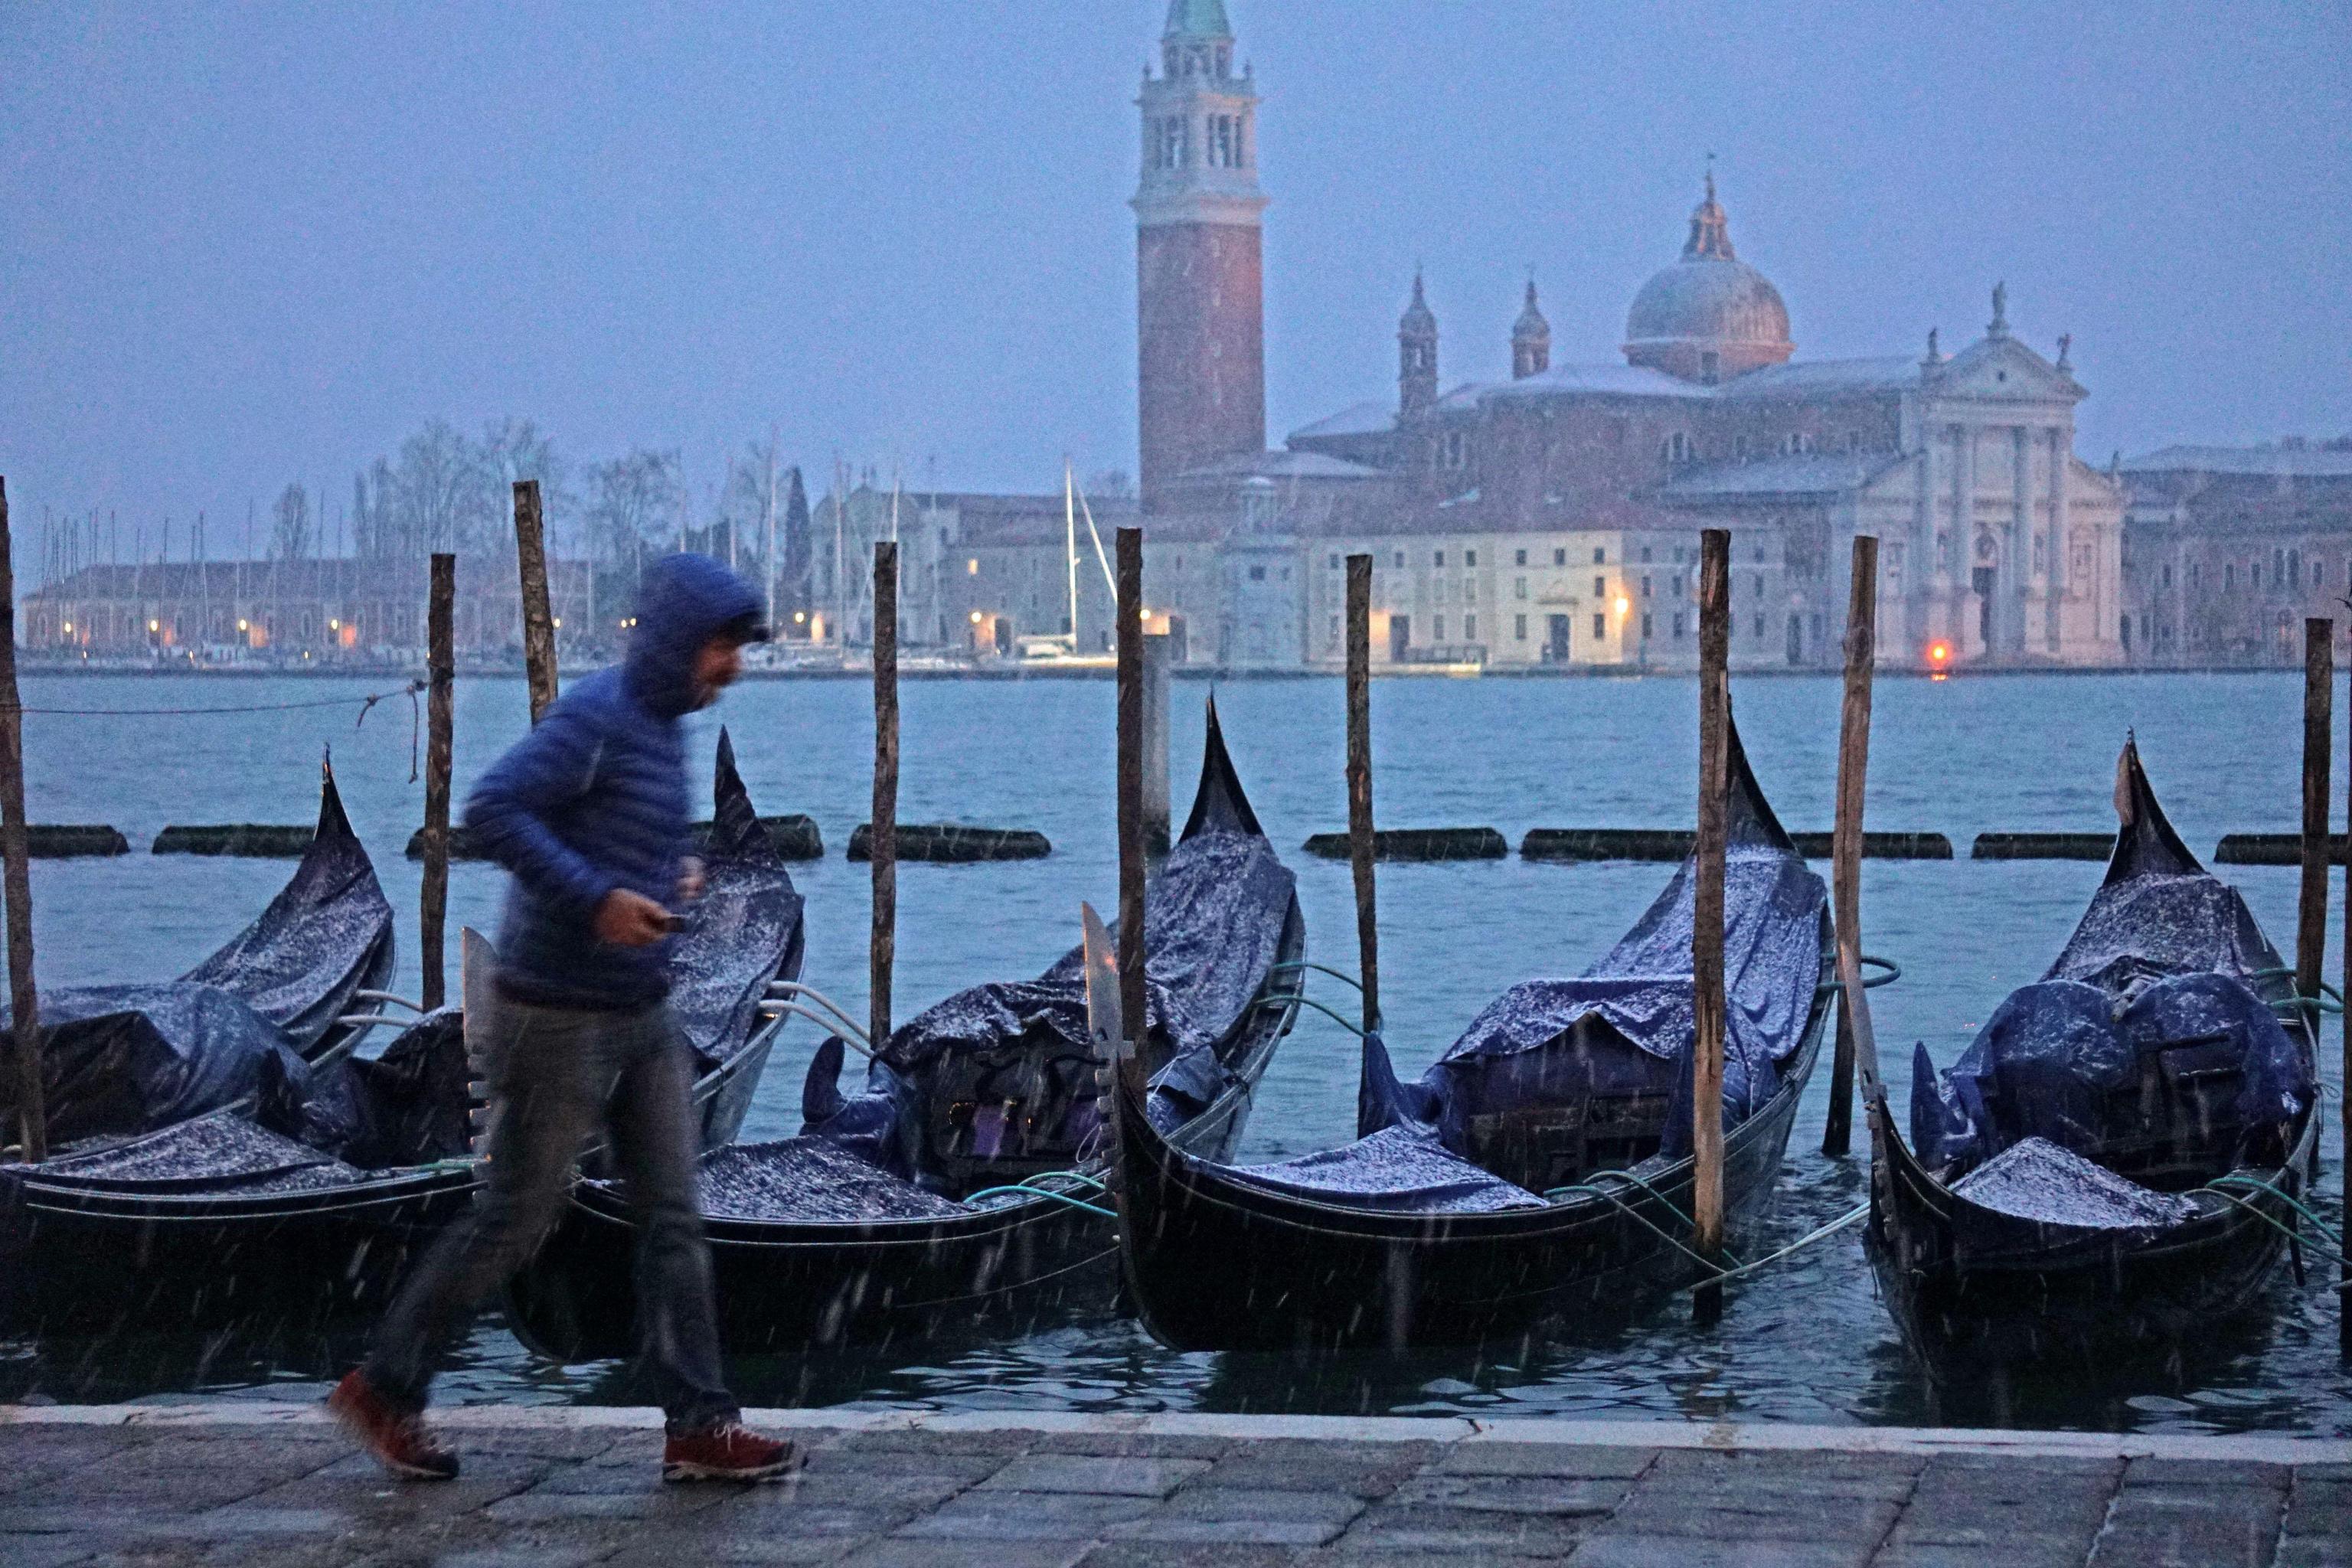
[0,479,44,1162]
[1116,527,1148,1054]
[2298,619,2331,1013]
[1141,630,1171,855]
[1822,536,1880,1158]
[1692,527,1730,1325]
[871,541,898,1051]
[1345,554,1380,1031]
[420,553,456,1011]
[513,479,558,723]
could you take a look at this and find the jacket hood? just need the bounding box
[625,554,765,718]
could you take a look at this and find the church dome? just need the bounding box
[1622,176,1792,384]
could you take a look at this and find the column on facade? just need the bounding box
[1949,423,1969,654]
[2008,425,2031,659]
[2045,427,2066,654]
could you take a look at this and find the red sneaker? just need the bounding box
[327,1369,459,1481]
[662,1420,802,1483]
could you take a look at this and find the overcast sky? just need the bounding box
[4,1,2346,554]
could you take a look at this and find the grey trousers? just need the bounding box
[364,993,737,1433]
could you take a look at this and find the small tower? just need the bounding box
[1511,279,1550,380]
[1134,0,1268,510]
[1399,271,1438,416]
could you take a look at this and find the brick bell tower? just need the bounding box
[1134,0,1266,510]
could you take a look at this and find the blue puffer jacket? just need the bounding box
[466,553,763,1011]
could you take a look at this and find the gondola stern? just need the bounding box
[708,727,783,868]
[1723,711,1797,854]
[2105,733,2203,884]
[315,747,360,847]
[1178,695,1266,843]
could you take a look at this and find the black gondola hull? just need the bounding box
[1864,1096,2318,1373]
[1112,979,1829,1352]
[505,904,1303,1357]
[0,1022,779,1341]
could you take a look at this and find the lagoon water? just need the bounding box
[3,669,2346,1434]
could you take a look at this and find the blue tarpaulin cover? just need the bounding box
[1358,718,1825,1163]
[802,707,1295,1190]
[1912,742,2315,1175]
[2,764,394,1147]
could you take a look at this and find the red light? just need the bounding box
[1927,641,1952,668]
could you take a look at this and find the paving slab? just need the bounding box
[2,1404,2346,1567]
[977,1455,1213,1496]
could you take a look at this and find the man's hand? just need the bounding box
[676,857,706,903]
[593,888,673,948]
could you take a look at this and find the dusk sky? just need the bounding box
[4,0,2346,554]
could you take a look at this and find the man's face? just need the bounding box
[691,638,746,709]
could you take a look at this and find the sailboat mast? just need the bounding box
[1064,458,1079,649]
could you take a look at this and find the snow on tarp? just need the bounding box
[1913,740,2314,1173]
[1225,1125,1548,1214]
[1950,1136,2200,1234]
[699,1136,967,1223]
[667,729,806,1072]
[1361,714,1825,1162]
[32,1112,368,1194]
[1,760,395,1147]
[804,702,1295,1186]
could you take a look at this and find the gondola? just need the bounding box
[1868,738,2321,1370]
[1107,718,1833,1351]
[506,698,1304,1356]
[1,755,396,1152]
[0,732,802,1339]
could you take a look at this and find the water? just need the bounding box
[2,669,2346,1433]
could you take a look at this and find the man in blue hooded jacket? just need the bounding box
[332,553,793,1484]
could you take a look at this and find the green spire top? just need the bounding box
[1165,0,1233,41]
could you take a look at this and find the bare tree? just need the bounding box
[271,482,312,560]
[586,449,683,578]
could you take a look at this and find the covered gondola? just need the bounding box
[1868,739,2321,1370]
[0,733,802,1339]
[1109,720,1832,1351]
[1,756,395,1152]
[506,699,1303,1356]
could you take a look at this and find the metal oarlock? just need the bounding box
[763,981,873,1047]
[757,998,878,1057]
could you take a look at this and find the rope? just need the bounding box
[962,1169,1116,1218]
[1816,954,1901,997]
[4,681,423,719]
[2195,1187,2350,1279]
[1261,992,1363,1038]
[2203,1173,2346,1252]
[2246,969,2346,1017]
[1272,960,1366,992]
[1700,1201,1870,1287]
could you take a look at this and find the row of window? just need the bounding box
[2192,550,2348,594]
[1328,607,1782,653]
[1148,113,1247,171]
[1325,543,1770,571]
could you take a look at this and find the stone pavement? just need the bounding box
[0,1405,2346,1567]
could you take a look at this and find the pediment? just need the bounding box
[1932,335,2084,404]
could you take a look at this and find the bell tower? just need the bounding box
[1134,0,1267,509]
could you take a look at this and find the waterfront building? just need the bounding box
[21,554,593,665]
[2118,440,2352,667]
